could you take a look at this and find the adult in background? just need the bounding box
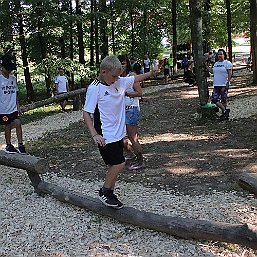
[54,68,69,112]
[143,54,151,73]
[208,49,232,120]
[118,55,145,171]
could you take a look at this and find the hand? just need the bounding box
[92,134,106,147]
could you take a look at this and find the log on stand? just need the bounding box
[239,173,257,197]
[37,181,257,250]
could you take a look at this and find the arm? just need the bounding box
[226,69,232,88]
[83,111,106,147]
[126,72,142,97]
[134,70,157,83]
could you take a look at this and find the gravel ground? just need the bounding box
[1,82,257,257]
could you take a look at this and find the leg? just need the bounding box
[13,119,23,144]
[127,125,143,164]
[103,162,125,190]
[4,124,12,145]
[123,136,135,159]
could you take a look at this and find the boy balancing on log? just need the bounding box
[83,55,157,209]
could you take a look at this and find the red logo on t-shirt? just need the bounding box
[2,116,8,122]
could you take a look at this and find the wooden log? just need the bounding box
[239,173,257,197]
[0,151,49,174]
[21,88,87,113]
[37,181,257,250]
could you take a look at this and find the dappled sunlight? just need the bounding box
[141,132,225,144]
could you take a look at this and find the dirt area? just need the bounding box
[28,73,257,196]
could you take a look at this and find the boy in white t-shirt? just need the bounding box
[83,55,157,209]
[54,68,68,112]
[0,54,26,154]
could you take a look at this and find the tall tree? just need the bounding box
[250,0,257,83]
[14,0,35,102]
[189,0,209,106]
[225,0,233,62]
[76,0,85,64]
[172,0,177,74]
[99,0,108,59]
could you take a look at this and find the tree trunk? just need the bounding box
[189,0,209,106]
[90,0,95,67]
[95,1,100,66]
[202,0,211,53]
[172,0,177,74]
[69,0,75,91]
[225,0,233,62]
[76,0,85,64]
[250,0,257,84]
[99,0,108,60]
[110,0,115,54]
[36,1,51,97]
[15,0,35,102]
[130,11,135,57]
[37,181,257,250]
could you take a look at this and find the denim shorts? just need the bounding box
[125,106,140,125]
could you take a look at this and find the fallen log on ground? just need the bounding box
[1,152,257,249]
[21,88,87,113]
[0,150,48,174]
[239,173,257,197]
[38,181,257,250]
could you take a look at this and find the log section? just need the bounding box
[38,181,257,250]
[0,151,49,174]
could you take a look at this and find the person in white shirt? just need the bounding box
[0,54,26,154]
[54,68,68,112]
[83,55,157,209]
[208,49,232,120]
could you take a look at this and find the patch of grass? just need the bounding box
[0,104,71,132]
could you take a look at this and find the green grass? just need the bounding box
[0,104,73,132]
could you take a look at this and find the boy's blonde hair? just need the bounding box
[100,55,123,73]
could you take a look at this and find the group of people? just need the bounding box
[0,48,232,209]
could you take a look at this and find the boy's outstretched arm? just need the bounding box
[134,70,158,83]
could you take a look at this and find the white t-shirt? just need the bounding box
[144,59,151,69]
[0,74,18,114]
[55,75,68,93]
[153,59,159,70]
[213,60,232,87]
[84,76,135,144]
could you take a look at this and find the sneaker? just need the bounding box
[98,188,119,208]
[5,144,18,154]
[128,161,146,171]
[17,144,26,154]
[224,108,230,120]
[112,192,124,209]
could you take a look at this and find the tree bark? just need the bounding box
[250,0,257,84]
[15,0,35,102]
[20,88,87,113]
[189,0,209,106]
[37,181,257,250]
[239,173,257,197]
[225,0,233,62]
[0,151,48,174]
[172,0,177,74]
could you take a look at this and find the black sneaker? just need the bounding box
[99,188,119,208]
[17,144,26,154]
[5,144,18,154]
[224,108,230,120]
[111,192,124,209]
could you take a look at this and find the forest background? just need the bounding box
[0,0,256,108]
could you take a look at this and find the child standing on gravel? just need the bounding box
[0,54,26,154]
[83,55,156,209]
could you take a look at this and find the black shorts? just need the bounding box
[98,139,125,166]
[0,111,19,125]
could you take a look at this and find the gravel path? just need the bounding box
[1,83,257,257]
